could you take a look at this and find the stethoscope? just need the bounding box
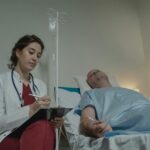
[11,69,39,106]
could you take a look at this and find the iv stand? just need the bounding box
[48,8,65,150]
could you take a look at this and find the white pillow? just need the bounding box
[74,75,118,95]
[73,76,91,95]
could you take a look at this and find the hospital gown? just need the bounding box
[78,87,150,137]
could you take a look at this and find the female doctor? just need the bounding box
[0,34,63,150]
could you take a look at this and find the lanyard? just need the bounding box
[11,69,39,106]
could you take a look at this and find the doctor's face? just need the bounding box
[16,42,42,72]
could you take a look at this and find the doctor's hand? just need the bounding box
[29,96,51,117]
[90,120,112,138]
[50,117,64,128]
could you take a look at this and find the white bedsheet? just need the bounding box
[66,132,150,150]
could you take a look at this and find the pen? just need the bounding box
[29,94,41,98]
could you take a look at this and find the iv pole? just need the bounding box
[48,8,59,106]
[48,8,64,150]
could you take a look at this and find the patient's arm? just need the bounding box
[80,106,112,138]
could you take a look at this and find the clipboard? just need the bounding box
[8,107,72,138]
[47,107,73,120]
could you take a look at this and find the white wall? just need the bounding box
[58,0,148,96]
[0,0,149,96]
[137,0,150,96]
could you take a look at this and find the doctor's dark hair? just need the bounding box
[8,34,44,69]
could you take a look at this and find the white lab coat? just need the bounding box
[0,70,47,142]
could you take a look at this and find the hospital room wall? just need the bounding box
[0,0,149,97]
[57,0,149,97]
[137,0,150,97]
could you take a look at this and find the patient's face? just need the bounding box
[87,70,111,88]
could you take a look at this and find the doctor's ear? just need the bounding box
[16,48,23,58]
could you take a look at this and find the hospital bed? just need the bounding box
[57,76,150,150]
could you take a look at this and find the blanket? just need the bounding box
[78,87,150,136]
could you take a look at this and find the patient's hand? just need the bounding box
[80,106,112,138]
[90,120,112,138]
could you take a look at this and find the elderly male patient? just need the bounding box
[78,69,150,138]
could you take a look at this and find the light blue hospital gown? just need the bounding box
[78,87,150,136]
